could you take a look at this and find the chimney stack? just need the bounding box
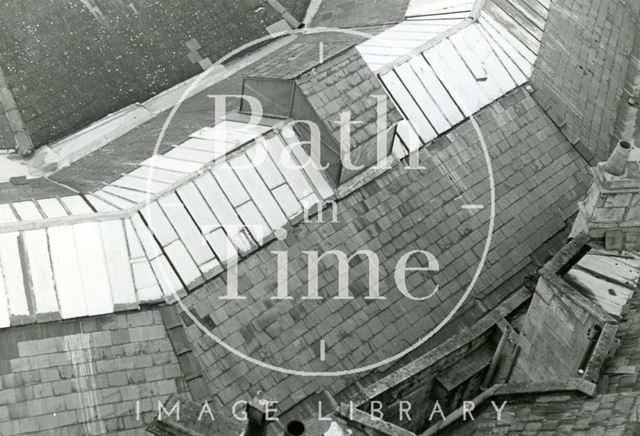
[245,393,274,436]
[604,140,632,176]
[570,139,640,250]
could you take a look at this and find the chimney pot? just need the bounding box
[604,141,632,176]
[284,420,306,436]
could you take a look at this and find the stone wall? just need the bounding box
[0,0,309,152]
[361,334,491,434]
[0,309,187,435]
[447,392,640,435]
[513,277,602,383]
[531,0,637,163]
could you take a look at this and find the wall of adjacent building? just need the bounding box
[530,0,637,163]
[512,278,600,383]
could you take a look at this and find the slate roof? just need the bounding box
[176,86,589,412]
[0,0,311,153]
[310,0,411,28]
[0,109,13,150]
[0,32,376,201]
[0,0,637,434]
[296,47,404,182]
[448,392,640,435]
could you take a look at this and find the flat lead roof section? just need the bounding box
[565,251,640,317]
[357,0,475,73]
[405,0,477,20]
[0,120,334,328]
[382,0,551,158]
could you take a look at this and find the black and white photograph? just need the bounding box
[0,0,640,434]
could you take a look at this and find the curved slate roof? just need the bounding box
[0,119,333,327]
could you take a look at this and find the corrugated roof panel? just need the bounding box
[476,20,529,84]
[48,226,87,319]
[286,134,334,200]
[236,201,271,244]
[124,218,163,302]
[177,182,220,232]
[92,190,136,210]
[452,25,516,96]
[158,194,217,270]
[213,163,252,207]
[391,133,406,159]
[60,195,93,215]
[165,146,217,164]
[0,259,10,328]
[131,214,163,260]
[150,251,186,298]
[489,0,544,42]
[189,120,270,150]
[193,173,245,233]
[22,230,59,317]
[141,155,202,174]
[251,142,286,189]
[111,175,168,194]
[395,62,452,133]
[0,233,30,320]
[140,202,179,247]
[205,228,237,264]
[264,135,317,202]
[0,204,17,224]
[85,194,119,212]
[358,19,467,73]
[179,138,220,152]
[272,184,303,219]
[127,166,185,185]
[482,4,538,64]
[12,201,43,221]
[230,154,288,231]
[381,71,438,142]
[406,0,474,18]
[73,222,114,316]
[100,220,138,309]
[421,42,476,116]
[526,0,551,18]
[162,240,202,290]
[407,56,465,125]
[103,185,149,203]
[132,258,164,303]
[396,120,422,154]
[37,198,69,218]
